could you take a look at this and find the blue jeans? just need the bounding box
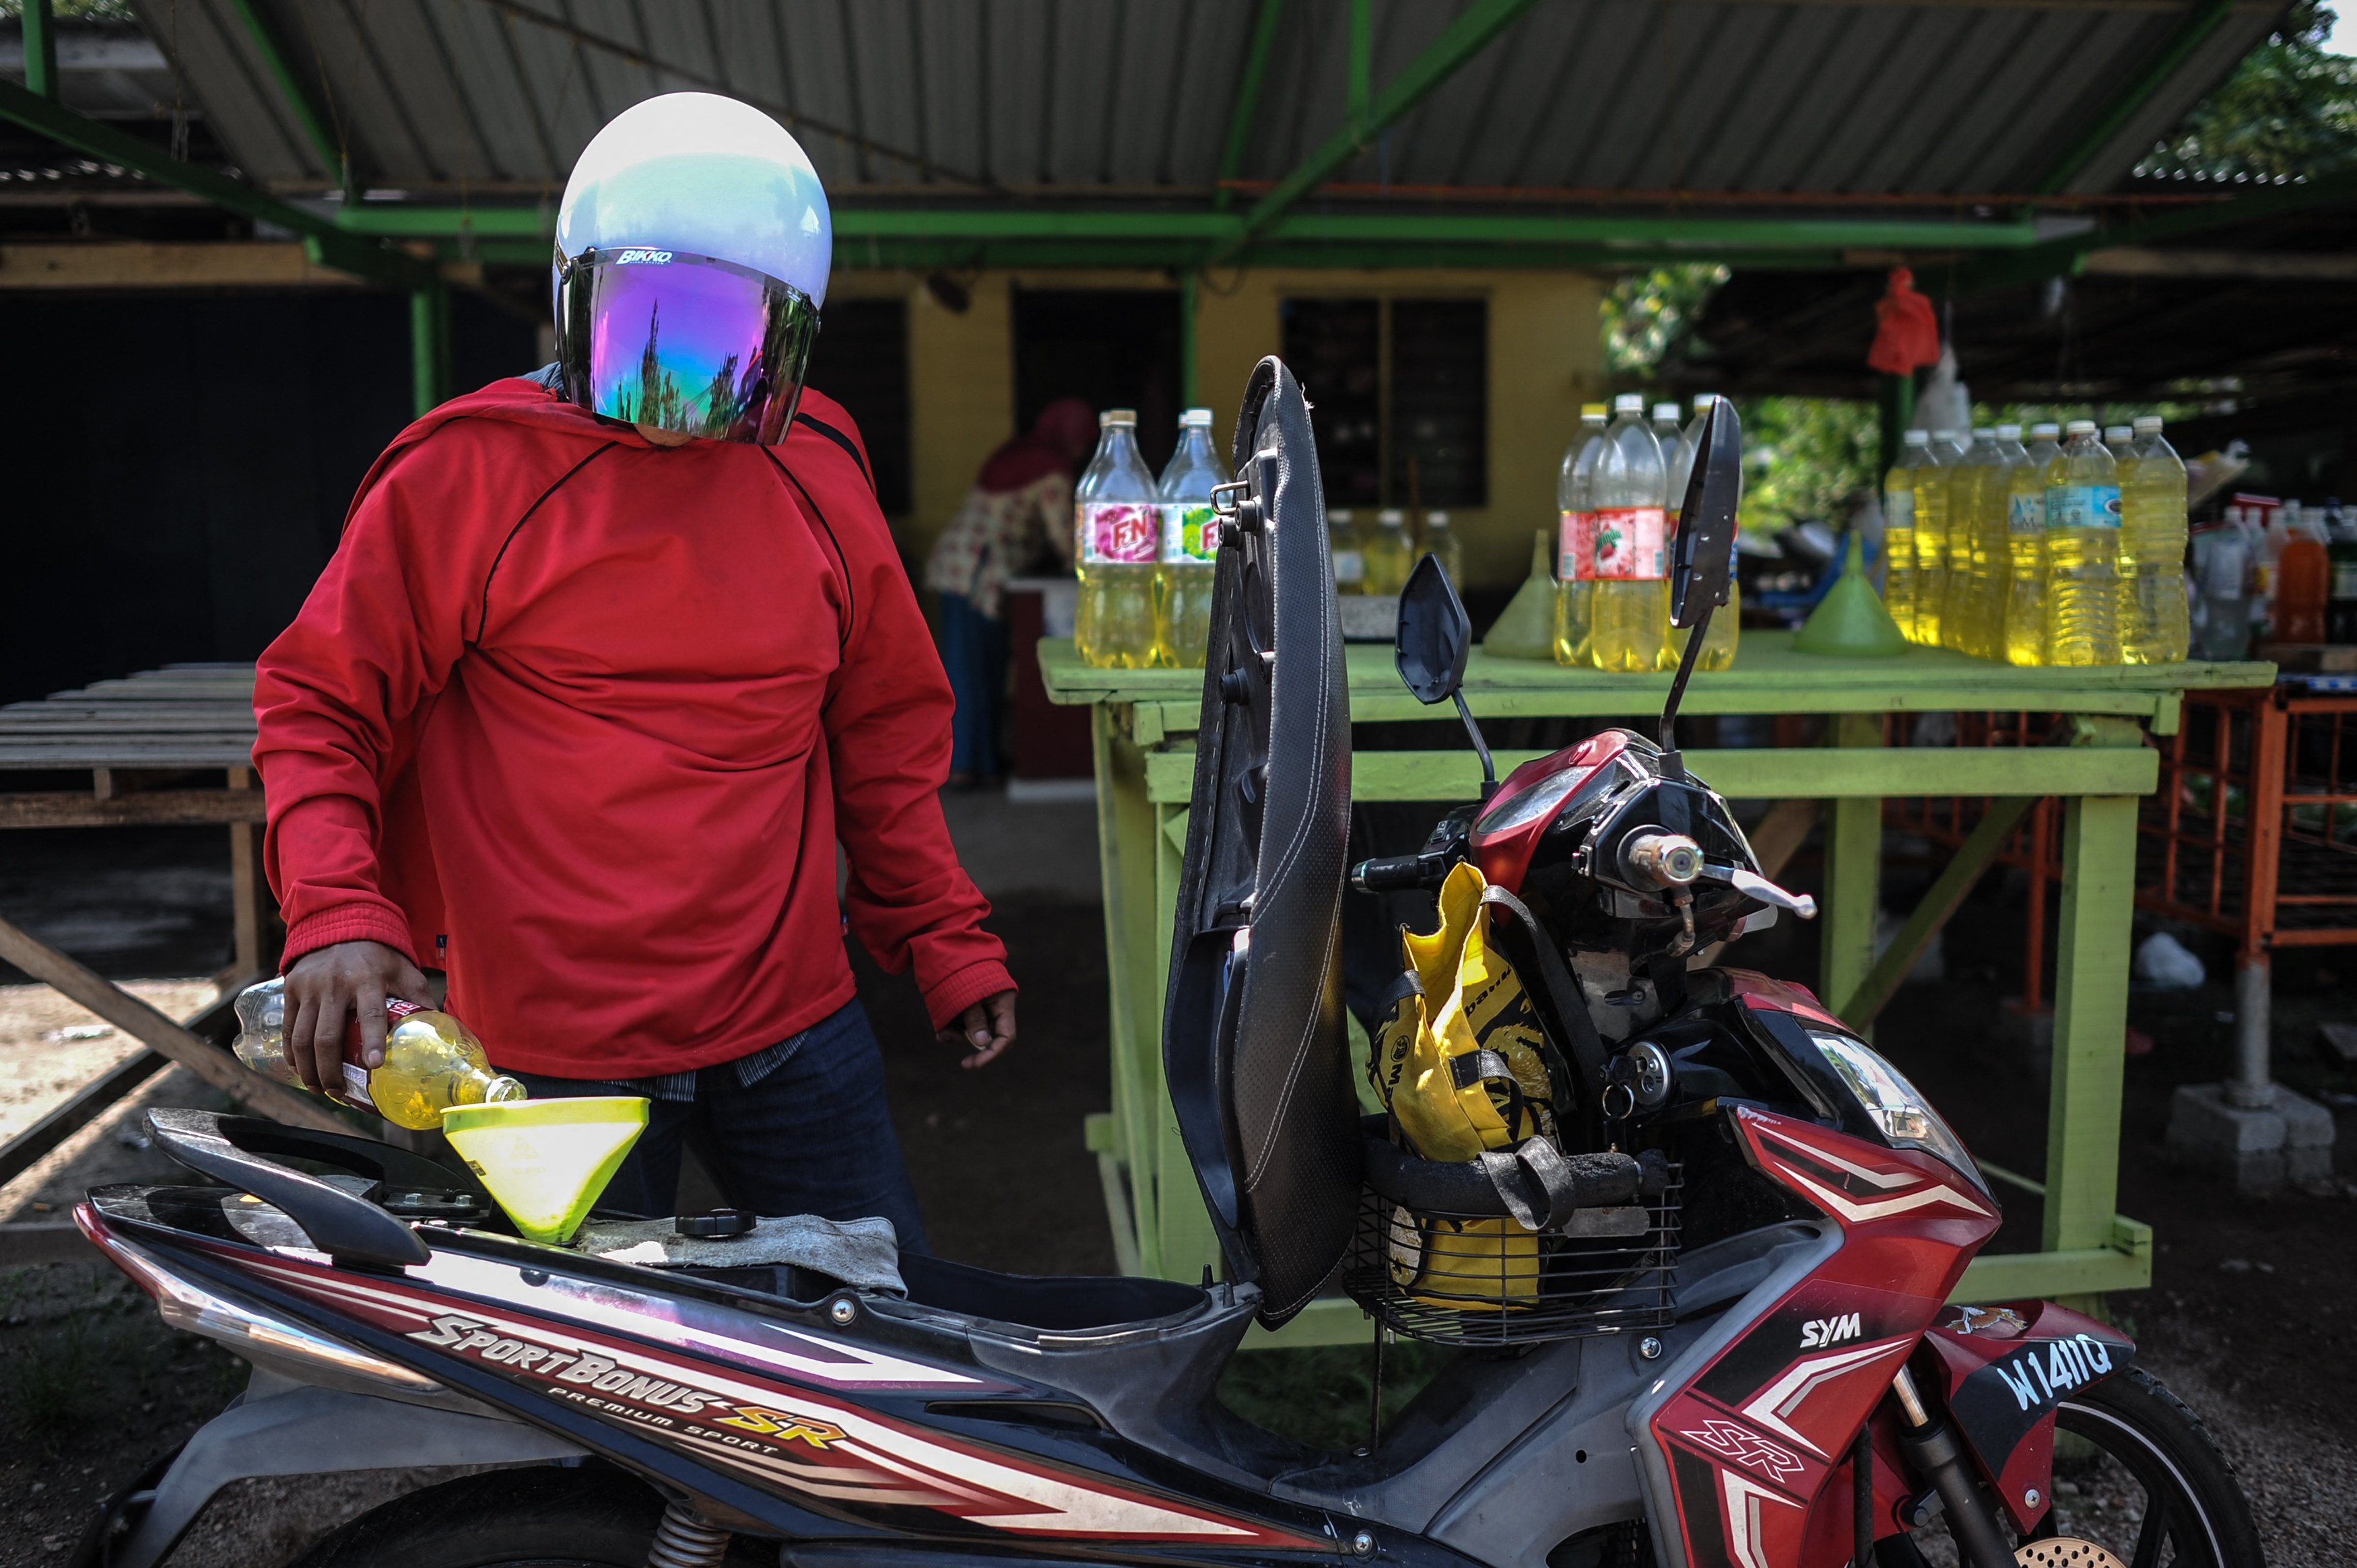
[939,590,1008,780]
[508,1000,930,1253]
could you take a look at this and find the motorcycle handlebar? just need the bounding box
[1351,852,1447,893]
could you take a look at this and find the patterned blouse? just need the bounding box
[923,470,1074,620]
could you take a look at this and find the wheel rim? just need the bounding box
[2036,1396,2229,1568]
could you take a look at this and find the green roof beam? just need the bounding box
[1214,0,1288,213]
[2036,0,2238,195]
[1214,0,1542,264]
[23,0,58,101]
[226,0,354,197]
[1348,0,1372,139]
[1960,165,2357,291]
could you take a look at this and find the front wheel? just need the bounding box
[2030,1367,2263,1568]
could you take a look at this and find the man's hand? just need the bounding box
[281,941,431,1093]
[938,990,1016,1070]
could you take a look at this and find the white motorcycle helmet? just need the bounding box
[552,92,832,444]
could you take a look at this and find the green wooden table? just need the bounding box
[1041,632,2273,1345]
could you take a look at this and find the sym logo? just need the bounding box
[615,248,675,265]
[1799,1312,1861,1350]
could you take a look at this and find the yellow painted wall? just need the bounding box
[828,267,1609,593]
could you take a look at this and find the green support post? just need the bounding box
[1214,0,1288,213]
[22,0,57,101]
[2045,786,2139,1258]
[1820,712,1884,1034]
[1348,0,1372,139]
[410,285,453,417]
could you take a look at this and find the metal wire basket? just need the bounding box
[1339,1161,1682,1348]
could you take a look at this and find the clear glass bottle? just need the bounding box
[1422,509,1464,584]
[1667,393,1739,671]
[2043,419,2123,664]
[1364,508,1414,596]
[1910,430,1964,646]
[2005,423,2061,665]
[2119,415,2189,663]
[1554,404,1609,666]
[1073,409,1160,669]
[232,976,525,1132]
[1329,508,1365,595]
[1884,429,1930,640]
[1588,393,1672,672]
[1152,407,1223,669]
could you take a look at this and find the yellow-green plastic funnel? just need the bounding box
[442,1096,649,1244]
[1794,531,1910,658]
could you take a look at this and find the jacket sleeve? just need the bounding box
[800,448,1015,1031]
[251,421,543,970]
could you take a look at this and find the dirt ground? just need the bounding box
[0,825,2351,1565]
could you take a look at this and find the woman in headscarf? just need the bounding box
[924,397,1098,786]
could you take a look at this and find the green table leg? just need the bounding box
[1092,706,1166,1274]
[1156,805,1221,1285]
[1820,714,1884,1029]
[2044,791,2137,1259]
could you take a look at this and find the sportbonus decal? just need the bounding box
[234,1256,1325,1548]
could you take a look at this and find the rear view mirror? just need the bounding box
[1395,553,1472,704]
[1669,399,1741,629]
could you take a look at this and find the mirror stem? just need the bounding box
[1452,690,1497,801]
[1656,603,1712,782]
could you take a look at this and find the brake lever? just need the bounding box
[1699,862,1818,920]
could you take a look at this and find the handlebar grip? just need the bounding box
[1352,854,1434,893]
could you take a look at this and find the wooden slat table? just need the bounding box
[1042,632,2275,1345]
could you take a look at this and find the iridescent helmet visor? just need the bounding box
[554,247,820,444]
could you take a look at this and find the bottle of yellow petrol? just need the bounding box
[232,976,524,1132]
[2004,423,2061,664]
[1587,393,1672,672]
[1364,508,1414,596]
[1883,429,1930,638]
[1554,404,1609,665]
[1909,430,1963,646]
[1946,428,2003,658]
[2120,415,2190,663]
[1152,407,1222,669]
[1073,409,1160,668]
[1667,393,1738,671]
[2043,419,2123,664]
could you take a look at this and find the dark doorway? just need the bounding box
[1012,289,1183,473]
[806,297,913,515]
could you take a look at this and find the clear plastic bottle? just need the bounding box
[2193,522,2253,660]
[1422,509,1464,584]
[1667,393,1739,671]
[232,976,525,1132]
[1330,508,1365,596]
[1910,430,1964,646]
[1884,429,1930,640]
[1152,407,1223,669]
[1652,401,1683,447]
[1365,508,1414,596]
[1073,409,1160,668]
[2278,508,2330,642]
[1963,424,2025,661]
[2325,500,2357,643]
[1554,404,1609,666]
[1589,393,1672,672]
[2005,423,2061,666]
[1944,429,2001,655]
[2043,419,2123,664]
[2119,415,2189,663]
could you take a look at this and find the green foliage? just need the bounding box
[1734,398,1881,532]
[1602,265,1729,377]
[0,1,139,18]
[2141,0,2357,180]
[1218,1341,1454,1452]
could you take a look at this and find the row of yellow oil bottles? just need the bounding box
[1882,416,2188,666]
[1328,507,1463,599]
[1552,394,1739,671]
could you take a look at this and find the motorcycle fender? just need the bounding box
[95,1371,589,1568]
[1923,1301,2135,1534]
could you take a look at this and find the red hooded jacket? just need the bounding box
[253,378,1012,1079]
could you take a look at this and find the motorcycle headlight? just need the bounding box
[1807,1031,1989,1194]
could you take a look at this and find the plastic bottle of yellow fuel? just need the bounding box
[232,976,525,1132]
[1365,509,1414,596]
[1152,407,1222,669]
[1910,430,1964,646]
[1073,409,1160,668]
[1554,404,1609,665]
[1968,424,2028,661]
[1943,429,2001,655]
[2043,419,2123,665]
[2120,415,2190,663]
[2005,423,2061,664]
[1588,393,1671,671]
[1668,394,1739,671]
[1884,429,1929,639]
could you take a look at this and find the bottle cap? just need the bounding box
[1614,393,1645,413]
[1653,403,1681,422]
[1582,403,1608,420]
[1997,424,2022,439]
[1330,508,1354,523]
[1379,508,1405,525]
[2135,415,2164,433]
[1105,408,1137,427]
[1692,394,1717,411]
[1972,428,1995,440]
[1428,510,1450,525]
[1181,407,1213,427]
[1933,429,1961,443]
[2105,425,2133,443]
[1904,429,1930,446]
[2031,422,2061,438]
[2066,419,2097,436]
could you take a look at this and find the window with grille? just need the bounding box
[1279,296,1487,510]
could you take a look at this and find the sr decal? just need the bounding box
[1678,1419,1807,1482]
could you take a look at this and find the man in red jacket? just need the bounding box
[252,94,1011,1249]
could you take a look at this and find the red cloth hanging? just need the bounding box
[1867,266,1941,377]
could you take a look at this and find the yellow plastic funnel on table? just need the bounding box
[442,1096,649,1244]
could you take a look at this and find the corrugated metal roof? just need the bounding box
[124,0,2280,205]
